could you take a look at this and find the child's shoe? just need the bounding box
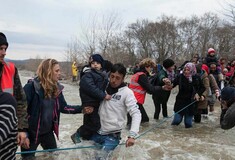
[71,132,81,144]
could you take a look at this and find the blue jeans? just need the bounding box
[171,113,193,128]
[91,133,120,151]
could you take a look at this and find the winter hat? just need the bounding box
[163,59,175,69]
[0,32,8,48]
[208,48,215,54]
[221,87,235,101]
[89,54,104,66]
[201,64,209,74]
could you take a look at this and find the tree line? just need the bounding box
[65,12,235,67]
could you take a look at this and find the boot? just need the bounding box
[71,131,81,144]
[209,105,214,112]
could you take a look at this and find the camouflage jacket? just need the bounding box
[0,62,28,131]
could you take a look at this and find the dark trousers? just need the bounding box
[79,107,101,140]
[21,131,57,159]
[127,103,149,125]
[0,92,17,107]
[194,109,202,123]
[152,99,168,119]
[152,92,170,119]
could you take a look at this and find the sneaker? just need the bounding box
[71,132,81,144]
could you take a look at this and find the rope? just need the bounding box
[135,100,197,139]
[16,100,196,155]
[17,143,126,154]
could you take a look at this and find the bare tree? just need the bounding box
[127,19,153,58]
[148,15,178,63]
[215,22,235,58]
[64,10,235,67]
[65,11,123,65]
[177,15,201,59]
[98,12,122,57]
[220,0,235,23]
[197,12,219,58]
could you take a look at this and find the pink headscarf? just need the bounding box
[183,62,196,82]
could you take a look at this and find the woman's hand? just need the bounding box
[83,106,94,114]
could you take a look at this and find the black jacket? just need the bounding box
[79,68,108,108]
[221,102,235,130]
[172,74,205,115]
[24,78,82,141]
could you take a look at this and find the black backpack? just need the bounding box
[148,74,158,86]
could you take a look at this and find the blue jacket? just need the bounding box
[79,68,108,108]
[23,77,82,142]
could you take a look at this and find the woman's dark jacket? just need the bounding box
[23,77,82,142]
[220,102,235,130]
[136,68,163,95]
[172,74,205,115]
[152,69,171,103]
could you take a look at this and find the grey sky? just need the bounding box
[0,0,225,61]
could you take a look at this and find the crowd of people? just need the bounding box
[1,31,235,159]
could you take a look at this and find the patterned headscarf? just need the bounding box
[183,62,196,82]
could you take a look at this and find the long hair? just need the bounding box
[37,59,59,98]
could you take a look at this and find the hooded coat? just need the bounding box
[23,77,82,142]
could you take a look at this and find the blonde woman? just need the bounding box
[21,59,82,159]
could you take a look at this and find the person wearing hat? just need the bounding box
[152,58,175,120]
[71,53,112,143]
[204,48,219,66]
[220,86,235,130]
[0,32,29,149]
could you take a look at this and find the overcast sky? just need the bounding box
[0,0,226,61]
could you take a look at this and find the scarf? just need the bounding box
[183,62,196,82]
[106,82,126,95]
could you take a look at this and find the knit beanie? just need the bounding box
[201,64,209,74]
[163,59,175,69]
[0,32,8,48]
[221,87,235,101]
[89,54,104,67]
[208,48,215,54]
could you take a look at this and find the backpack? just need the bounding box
[148,74,158,86]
